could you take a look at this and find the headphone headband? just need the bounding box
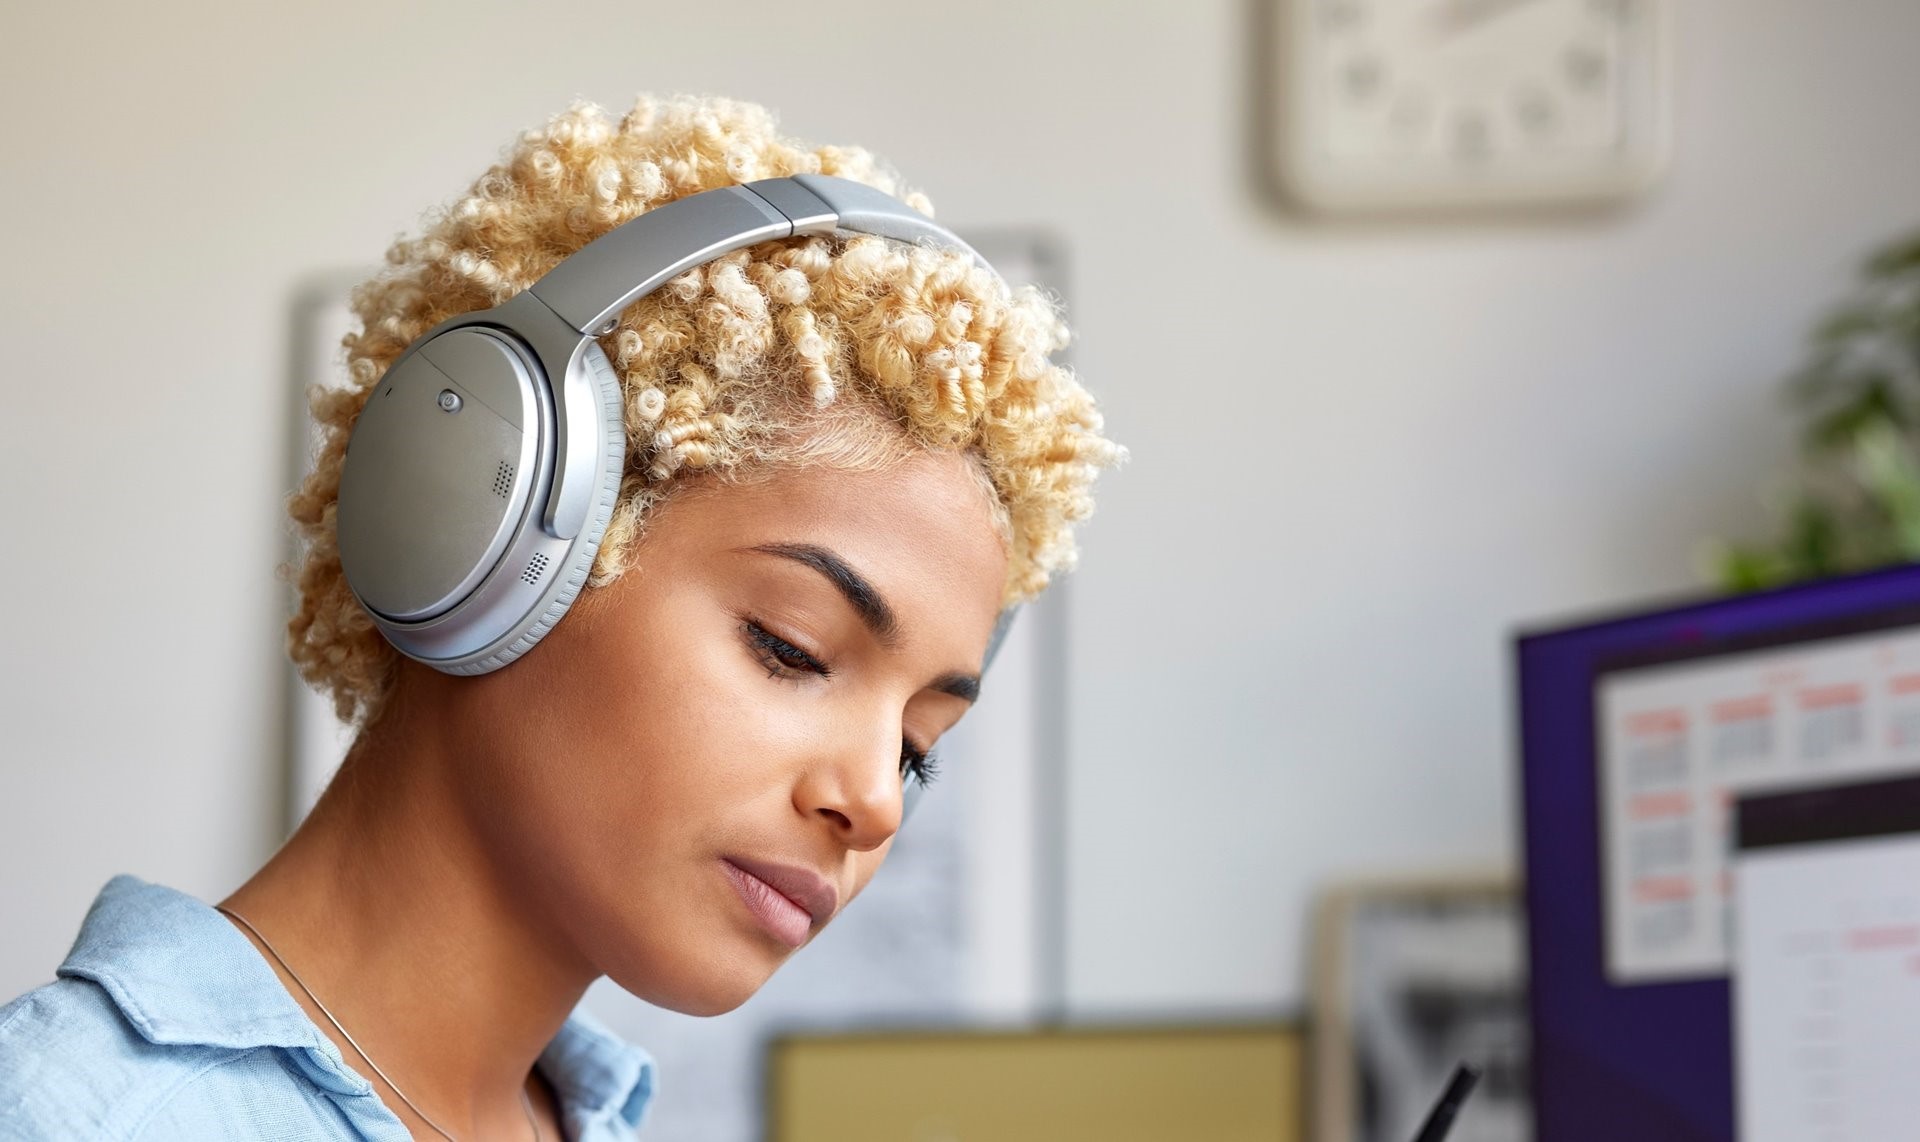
[531,175,990,337]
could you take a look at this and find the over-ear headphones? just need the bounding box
[335,174,1015,816]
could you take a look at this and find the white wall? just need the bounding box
[5,0,1919,1019]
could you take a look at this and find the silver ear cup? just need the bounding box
[337,328,544,622]
[336,320,625,675]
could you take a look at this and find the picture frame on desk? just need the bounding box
[769,1024,1305,1142]
[1311,874,1528,1142]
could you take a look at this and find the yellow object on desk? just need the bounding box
[768,1024,1302,1142]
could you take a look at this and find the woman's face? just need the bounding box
[439,448,1009,1014]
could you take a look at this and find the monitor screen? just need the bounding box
[1733,775,1920,1141]
[1515,563,1920,1142]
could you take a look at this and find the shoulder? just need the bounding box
[0,975,240,1140]
[0,977,364,1142]
[0,876,383,1142]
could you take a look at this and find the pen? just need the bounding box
[1409,1063,1481,1142]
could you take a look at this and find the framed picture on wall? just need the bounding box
[283,230,1073,1142]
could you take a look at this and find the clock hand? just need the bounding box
[1430,0,1544,40]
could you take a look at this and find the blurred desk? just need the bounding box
[769,1023,1302,1142]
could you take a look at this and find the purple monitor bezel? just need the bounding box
[1514,561,1920,1142]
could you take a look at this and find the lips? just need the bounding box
[721,856,839,949]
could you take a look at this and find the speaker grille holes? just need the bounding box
[492,461,514,499]
[521,552,550,586]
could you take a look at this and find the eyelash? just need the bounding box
[742,618,940,788]
[743,618,831,679]
[901,740,940,788]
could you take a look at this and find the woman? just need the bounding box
[0,95,1118,1140]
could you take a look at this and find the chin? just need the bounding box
[606,943,782,1017]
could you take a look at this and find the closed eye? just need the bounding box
[742,619,829,679]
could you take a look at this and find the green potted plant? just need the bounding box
[1709,229,1920,591]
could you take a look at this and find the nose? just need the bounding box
[794,720,904,852]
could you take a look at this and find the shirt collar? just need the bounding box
[58,873,330,1053]
[540,1005,658,1132]
[59,875,656,1130]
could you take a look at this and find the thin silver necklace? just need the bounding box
[214,904,542,1142]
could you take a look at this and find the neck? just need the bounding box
[219,686,593,1137]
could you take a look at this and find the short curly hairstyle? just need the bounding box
[288,94,1123,727]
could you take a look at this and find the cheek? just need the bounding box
[525,607,824,876]
[564,640,763,831]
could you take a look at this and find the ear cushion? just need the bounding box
[442,341,627,676]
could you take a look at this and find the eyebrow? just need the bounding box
[930,671,981,704]
[752,542,898,643]
[748,541,982,703]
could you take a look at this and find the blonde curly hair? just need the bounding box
[288,94,1123,727]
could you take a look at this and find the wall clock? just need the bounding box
[1274,0,1672,214]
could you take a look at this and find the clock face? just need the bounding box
[1278,0,1670,212]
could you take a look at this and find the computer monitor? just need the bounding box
[1515,562,1920,1142]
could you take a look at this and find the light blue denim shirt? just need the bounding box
[0,876,656,1141]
